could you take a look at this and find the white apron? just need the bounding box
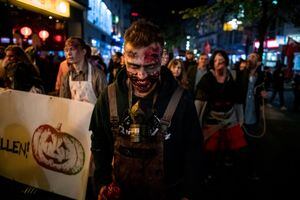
[69,63,97,104]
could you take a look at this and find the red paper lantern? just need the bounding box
[20,26,32,38]
[39,30,49,41]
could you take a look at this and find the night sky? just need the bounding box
[125,0,208,26]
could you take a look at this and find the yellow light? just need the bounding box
[57,2,67,14]
[16,0,70,18]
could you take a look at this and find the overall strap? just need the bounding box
[160,86,184,133]
[108,83,119,133]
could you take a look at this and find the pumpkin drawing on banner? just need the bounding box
[32,123,85,175]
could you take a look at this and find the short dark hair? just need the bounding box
[5,45,31,64]
[65,36,90,58]
[65,37,86,49]
[199,52,208,57]
[209,50,229,68]
[124,19,164,48]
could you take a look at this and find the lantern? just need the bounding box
[39,30,49,41]
[20,26,32,38]
[54,34,63,42]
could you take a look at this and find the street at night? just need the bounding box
[1,0,300,200]
[1,89,299,199]
[200,89,300,199]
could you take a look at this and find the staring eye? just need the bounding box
[147,65,156,70]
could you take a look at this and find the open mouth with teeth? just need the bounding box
[127,70,160,93]
[132,79,152,92]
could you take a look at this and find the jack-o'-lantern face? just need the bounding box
[32,124,85,175]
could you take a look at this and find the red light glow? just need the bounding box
[131,12,139,17]
[39,30,49,41]
[20,27,32,38]
[54,35,63,42]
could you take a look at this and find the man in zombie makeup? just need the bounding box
[89,19,204,200]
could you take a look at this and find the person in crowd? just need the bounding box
[167,58,189,89]
[293,70,300,111]
[236,52,269,180]
[263,66,273,91]
[25,45,54,93]
[25,46,41,76]
[268,60,287,110]
[238,59,248,71]
[55,59,69,95]
[2,45,44,93]
[59,37,107,104]
[194,50,246,180]
[90,54,108,75]
[187,52,209,97]
[108,52,124,84]
[0,46,6,87]
[89,19,204,200]
[183,50,197,72]
[161,48,170,66]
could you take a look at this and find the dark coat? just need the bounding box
[89,67,204,199]
[4,61,44,92]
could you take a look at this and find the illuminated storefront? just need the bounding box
[254,37,288,68]
[86,0,116,64]
[0,0,86,54]
[0,0,72,52]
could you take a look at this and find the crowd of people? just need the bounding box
[1,19,300,200]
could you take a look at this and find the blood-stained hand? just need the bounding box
[98,182,121,200]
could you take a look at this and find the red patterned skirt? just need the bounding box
[203,124,247,152]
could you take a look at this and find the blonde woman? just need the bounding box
[167,58,189,89]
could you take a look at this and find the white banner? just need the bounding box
[0,89,94,200]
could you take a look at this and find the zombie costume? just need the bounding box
[59,62,107,104]
[4,61,44,93]
[195,70,246,151]
[89,67,204,199]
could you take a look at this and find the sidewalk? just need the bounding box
[266,83,297,111]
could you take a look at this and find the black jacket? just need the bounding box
[89,67,204,199]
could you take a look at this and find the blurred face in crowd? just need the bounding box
[186,52,194,61]
[239,61,247,71]
[2,50,17,67]
[161,49,169,66]
[112,54,121,63]
[198,54,209,69]
[169,62,182,78]
[124,42,162,97]
[213,53,226,71]
[64,40,86,65]
[247,53,259,69]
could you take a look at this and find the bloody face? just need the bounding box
[124,42,162,96]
